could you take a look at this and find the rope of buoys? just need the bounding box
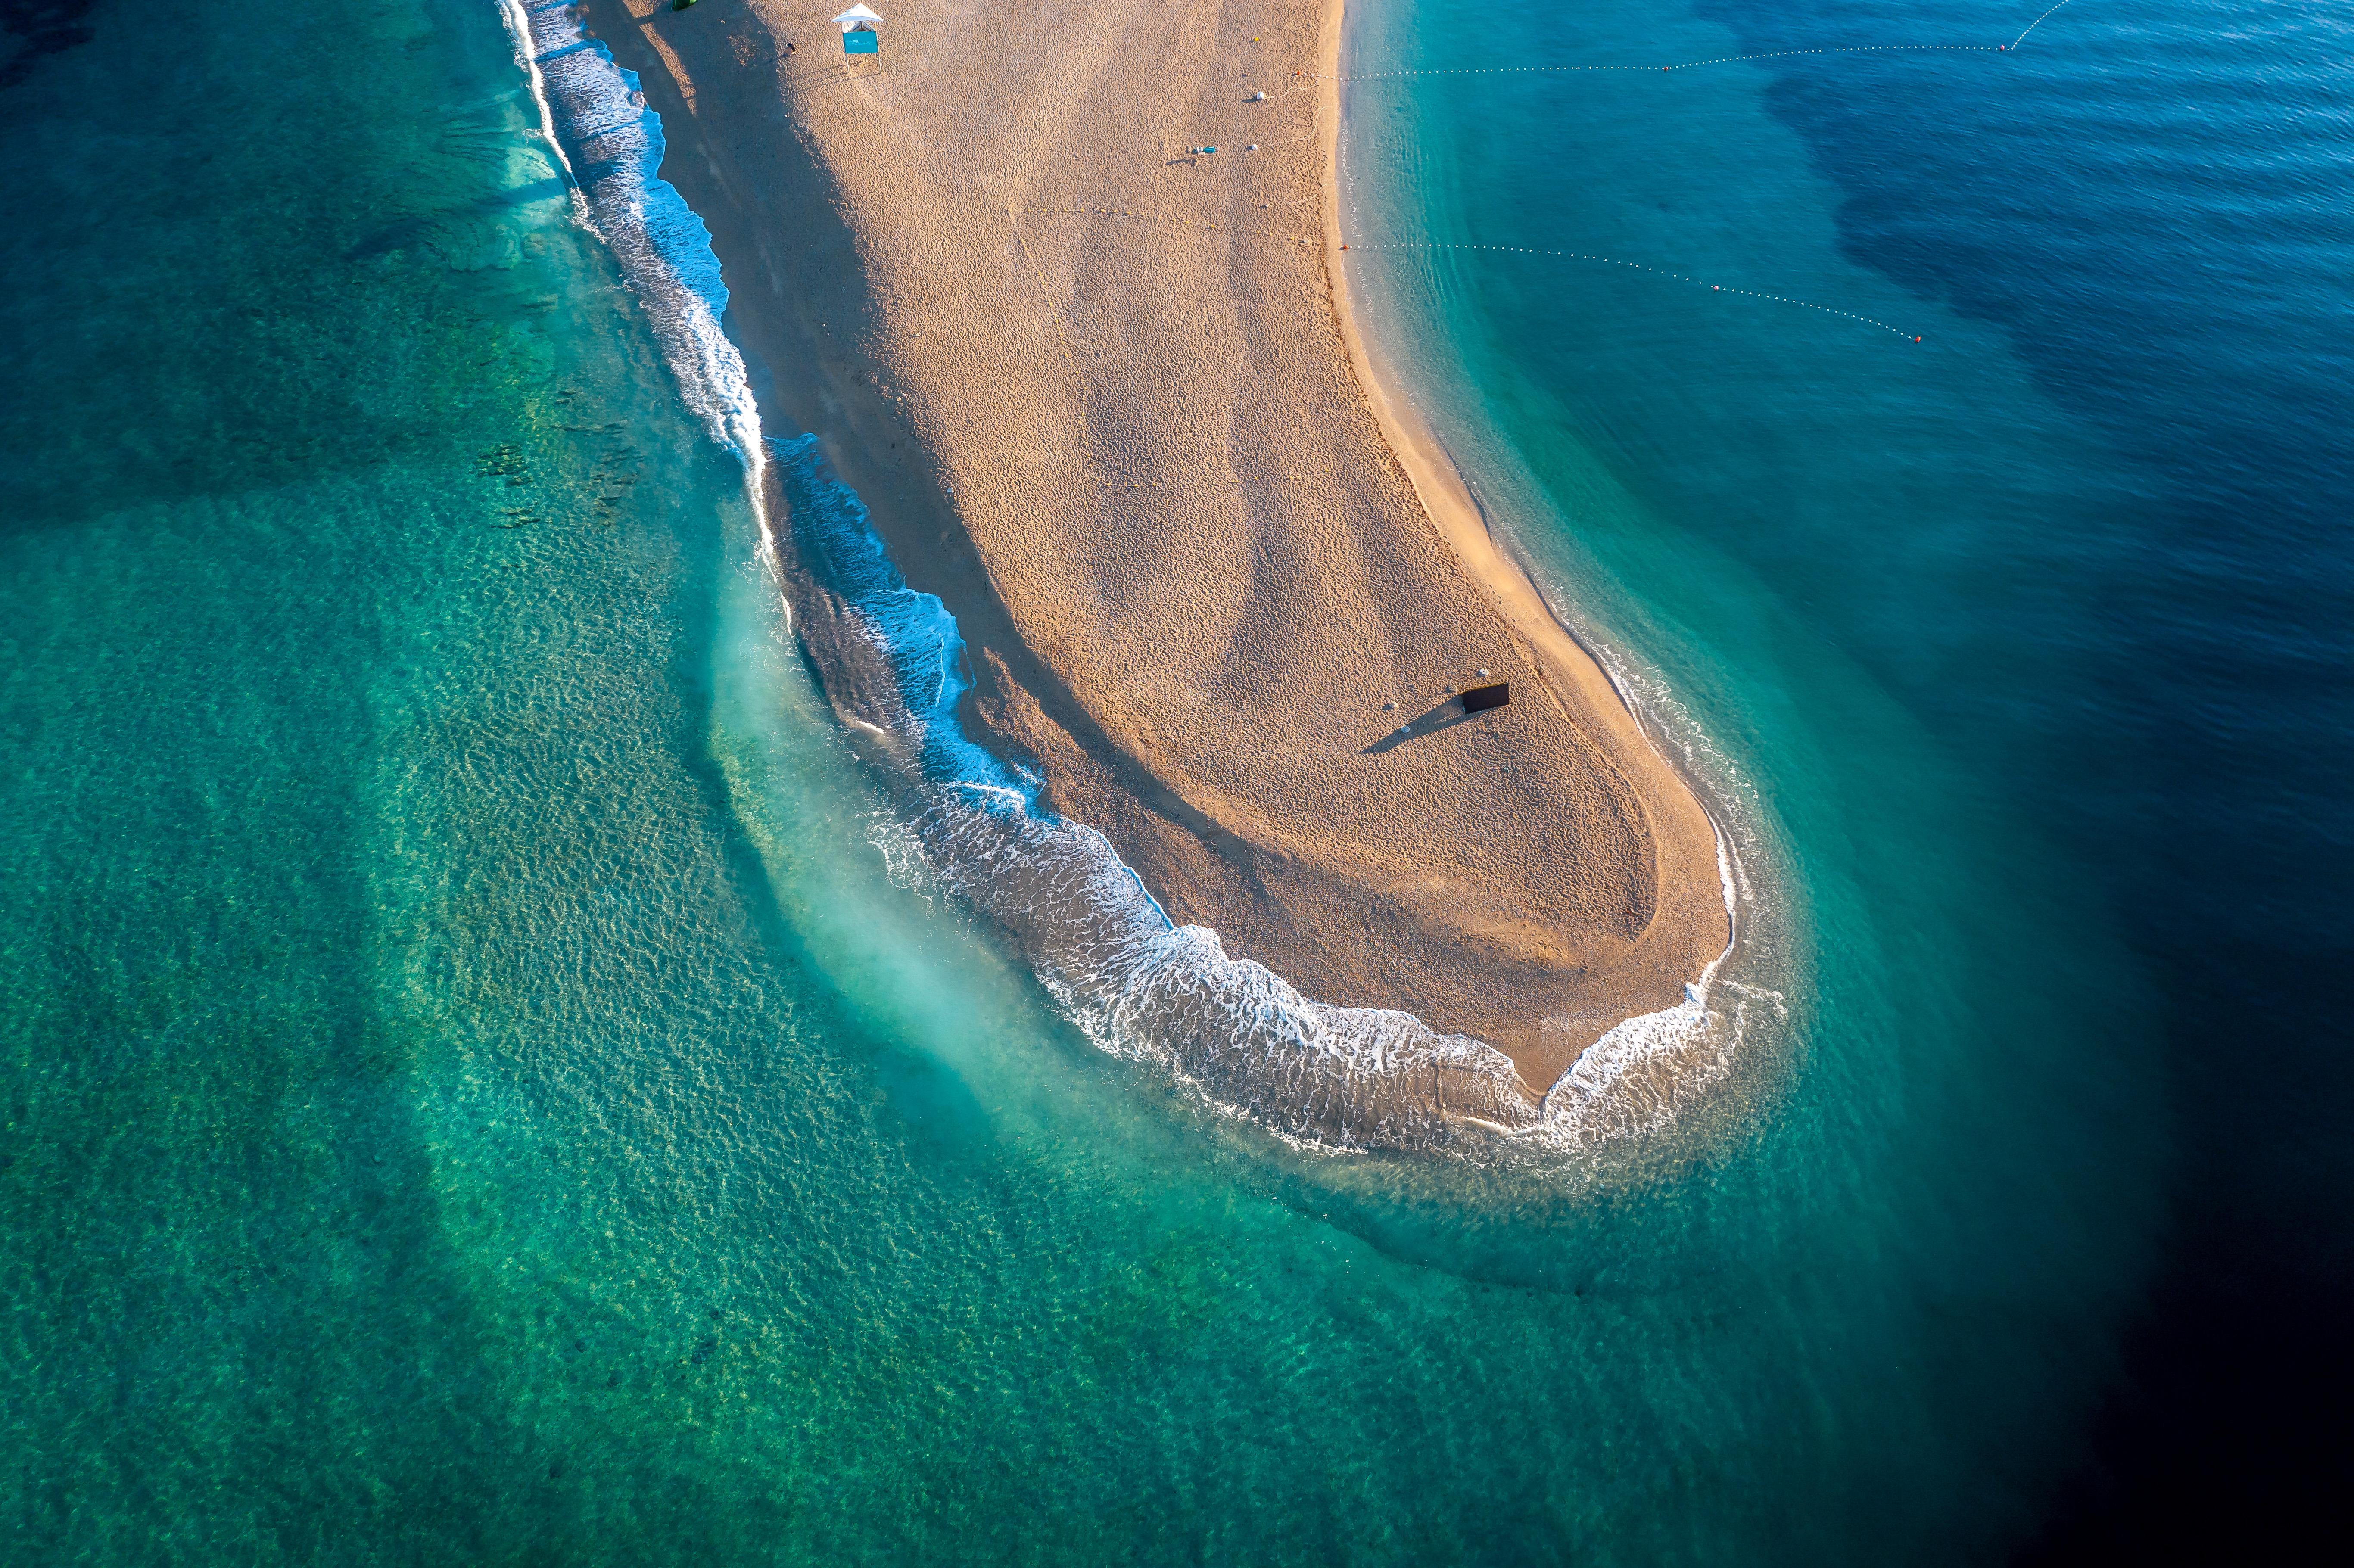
[2009,0,2075,50]
[1314,2,2081,81]
[1348,242,1922,342]
[1324,44,1999,81]
[1004,210,1921,342]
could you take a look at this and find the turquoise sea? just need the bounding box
[3,0,2344,1561]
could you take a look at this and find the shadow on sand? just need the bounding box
[1361,697,1486,755]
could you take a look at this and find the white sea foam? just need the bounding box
[770,432,1766,1154]
[500,0,1766,1156]
[501,0,767,522]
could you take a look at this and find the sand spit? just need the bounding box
[577,0,1729,1095]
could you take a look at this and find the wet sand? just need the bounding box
[580,0,1728,1092]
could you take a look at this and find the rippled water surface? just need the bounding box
[1342,0,2353,1552]
[2,0,2344,1561]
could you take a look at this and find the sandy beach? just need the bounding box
[579,0,1728,1092]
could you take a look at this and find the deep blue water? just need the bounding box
[1343,0,2354,1550]
[1704,6,2354,1548]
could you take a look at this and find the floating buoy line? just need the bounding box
[1321,44,1994,81]
[1347,243,1922,341]
[1313,0,2075,81]
[2009,0,2078,51]
[1004,9,2098,347]
[1010,210,1923,344]
[1303,9,2089,333]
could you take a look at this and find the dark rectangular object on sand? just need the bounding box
[1461,683,1510,713]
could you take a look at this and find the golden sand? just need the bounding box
[581,0,1728,1092]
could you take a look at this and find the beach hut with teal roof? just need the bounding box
[834,5,882,54]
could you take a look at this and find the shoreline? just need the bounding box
[1316,1,1691,839]
[568,0,1730,1097]
[1317,0,1745,978]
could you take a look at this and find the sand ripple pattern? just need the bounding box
[772,434,1754,1154]
[501,0,1755,1157]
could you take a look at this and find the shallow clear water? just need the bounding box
[1,0,2342,1561]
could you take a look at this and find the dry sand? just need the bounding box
[580,0,1729,1092]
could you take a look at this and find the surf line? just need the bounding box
[1345,242,1923,342]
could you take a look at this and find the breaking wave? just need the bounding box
[499,0,1767,1154]
[499,0,766,495]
